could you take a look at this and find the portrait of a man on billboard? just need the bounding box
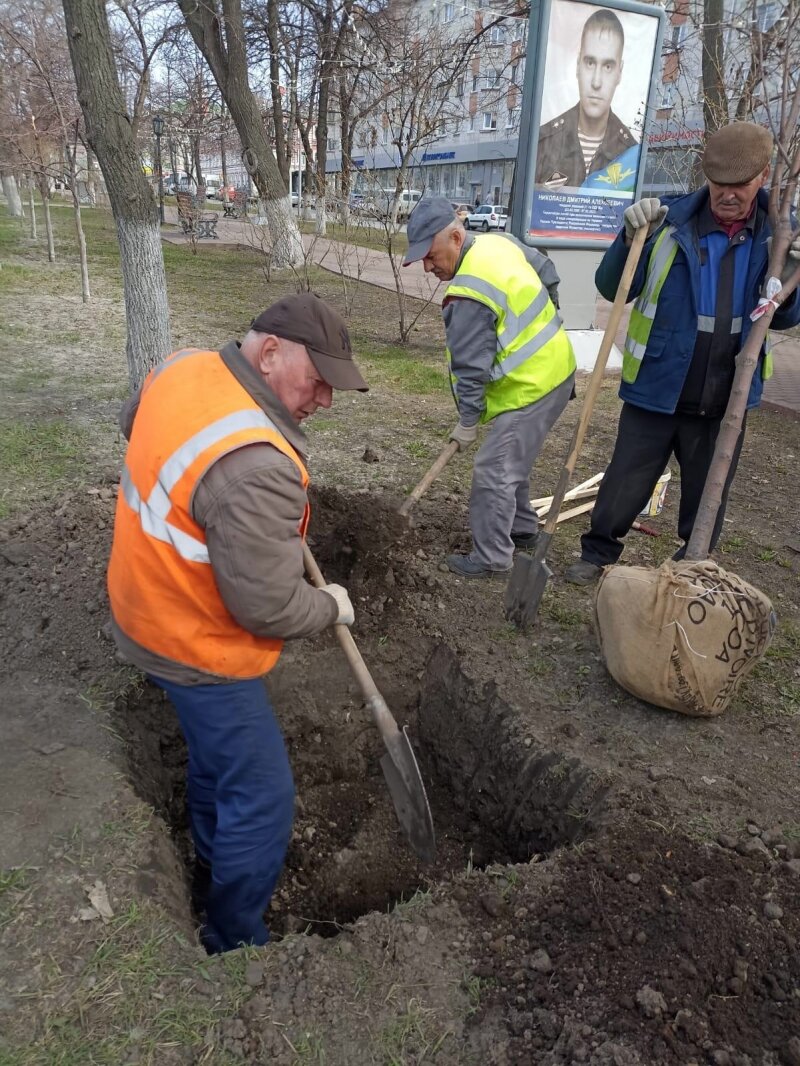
[535,8,638,190]
[525,0,662,244]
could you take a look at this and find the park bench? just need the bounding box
[176,189,219,240]
[222,187,249,220]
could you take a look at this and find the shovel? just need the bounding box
[302,543,436,864]
[398,441,460,518]
[505,224,649,629]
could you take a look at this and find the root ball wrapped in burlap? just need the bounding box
[594,560,776,716]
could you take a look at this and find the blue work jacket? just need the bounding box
[596,187,800,414]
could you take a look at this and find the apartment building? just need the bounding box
[325,0,526,206]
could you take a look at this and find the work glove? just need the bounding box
[623,198,667,241]
[449,421,478,451]
[765,234,800,286]
[322,583,354,626]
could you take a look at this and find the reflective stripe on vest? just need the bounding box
[623,226,774,386]
[119,409,276,564]
[622,226,679,383]
[108,349,310,678]
[444,235,576,421]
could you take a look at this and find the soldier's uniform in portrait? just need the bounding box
[535,104,637,188]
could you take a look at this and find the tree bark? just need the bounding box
[85,147,97,205]
[28,178,37,240]
[178,0,303,266]
[42,193,55,262]
[2,173,24,217]
[67,135,91,302]
[686,258,800,560]
[62,0,171,387]
[266,0,288,185]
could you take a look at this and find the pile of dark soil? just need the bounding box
[460,823,800,1065]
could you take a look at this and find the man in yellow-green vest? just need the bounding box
[403,198,576,577]
[566,122,800,585]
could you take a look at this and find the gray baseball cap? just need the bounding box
[403,197,458,266]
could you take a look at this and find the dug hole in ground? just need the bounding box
[1,205,800,1065]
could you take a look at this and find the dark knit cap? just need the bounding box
[702,122,773,184]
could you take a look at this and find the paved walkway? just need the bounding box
[161,209,800,414]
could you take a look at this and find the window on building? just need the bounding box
[659,85,675,110]
[669,23,688,49]
[444,1,454,20]
[488,23,505,44]
[489,68,501,87]
[469,113,476,131]
[457,77,465,97]
[382,123,390,144]
[482,112,497,130]
[506,107,519,128]
[452,117,462,135]
[510,63,519,85]
[754,1,780,31]
[472,75,479,92]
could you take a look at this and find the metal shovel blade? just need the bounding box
[379,726,436,864]
[505,535,554,629]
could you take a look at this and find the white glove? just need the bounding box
[623,198,667,241]
[323,583,354,626]
[449,421,478,451]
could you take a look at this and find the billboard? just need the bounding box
[513,0,665,249]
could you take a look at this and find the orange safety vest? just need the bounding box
[107,348,310,678]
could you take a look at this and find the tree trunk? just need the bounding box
[266,0,288,185]
[86,147,97,205]
[220,131,228,196]
[72,196,91,302]
[62,0,171,387]
[702,0,728,133]
[28,178,37,240]
[686,259,800,559]
[192,135,204,188]
[168,138,179,189]
[178,0,303,266]
[2,173,24,217]
[39,184,56,262]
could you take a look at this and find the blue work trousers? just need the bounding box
[150,675,294,954]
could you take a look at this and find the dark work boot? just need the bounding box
[564,559,603,586]
[446,554,511,579]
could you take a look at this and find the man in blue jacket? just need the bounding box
[566,121,800,585]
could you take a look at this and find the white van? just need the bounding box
[204,175,222,199]
[373,188,423,221]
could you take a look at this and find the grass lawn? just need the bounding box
[0,203,446,519]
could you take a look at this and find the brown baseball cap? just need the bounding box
[702,122,773,184]
[250,293,368,391]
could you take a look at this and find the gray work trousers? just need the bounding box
[469,374,574,569]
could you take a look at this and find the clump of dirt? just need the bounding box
[459,823,800,1065]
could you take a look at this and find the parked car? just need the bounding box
[464,204,507,231]
[216,184,237,202]
[451,202,470,222]
[362,188,423,222]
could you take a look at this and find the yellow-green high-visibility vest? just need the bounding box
[444,235,576,422]
[623,225,774,384]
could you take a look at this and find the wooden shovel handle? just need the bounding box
[543,224,648,536]
[398,441,460,517]
[302,542,399,740]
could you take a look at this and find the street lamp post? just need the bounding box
[152,114,165,226]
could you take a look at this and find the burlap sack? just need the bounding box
[594,560,776,716]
